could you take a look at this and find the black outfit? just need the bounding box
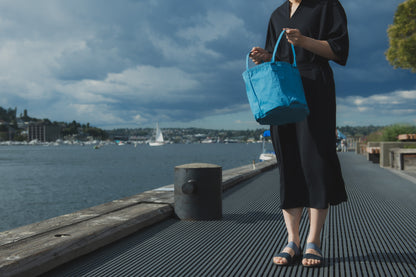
[265,0,349,209]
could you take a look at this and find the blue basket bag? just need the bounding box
[242,30,309,125]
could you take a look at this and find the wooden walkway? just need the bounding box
[43,153,416,277]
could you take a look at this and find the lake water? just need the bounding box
[0,143,268,231]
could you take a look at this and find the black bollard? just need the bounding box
[174,163,222,220]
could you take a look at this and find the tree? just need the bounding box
[385,0,416,72]
[0,106,17,122]
[85,127,109,140]
[367,124,416,141]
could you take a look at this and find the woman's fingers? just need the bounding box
[284,28,303,46]
[249,47,266,64]
[249,47,272,64]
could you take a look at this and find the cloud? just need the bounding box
[56,65,201,111]
[0,0,414,129]
[176,11,246,49]
[0,0,265,127]
[340,90,416,108]
[70,104,124,125]
[337,89,416,126]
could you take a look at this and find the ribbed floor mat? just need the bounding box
[43,153,416,277]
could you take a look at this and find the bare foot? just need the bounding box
[302,242,323,267]
[273,242,300,265]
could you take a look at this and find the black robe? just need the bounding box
[265,0,349,209]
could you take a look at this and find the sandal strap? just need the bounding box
[273,242,300,264]
[286,241,301,256]
[305,242,322,256]
[303,253,323,261]
[275,252,293,263]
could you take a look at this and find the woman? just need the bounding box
[249,0,349,268]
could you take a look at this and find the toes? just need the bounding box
[302,258,321,266]
[273,257,288,265]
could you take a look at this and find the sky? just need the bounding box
[0,0,415,130]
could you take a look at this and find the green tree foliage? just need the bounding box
[338,125,383,138]
[386,0,416,72]
[366,130,384,142]
[0,125,8,132]
[0,132,8,141]
[62,120,80,136]
[0,107,17,122]
[84,127,109,140]
[381,124,416,141]
[367,124,416,141]
[0,105,109,140]
[13,132,28,142]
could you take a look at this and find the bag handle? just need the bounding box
[246,29,297,70]
[272,30,297,67]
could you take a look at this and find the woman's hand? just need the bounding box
[249,47,272,65]
[283,28,340,61]
[284,28,305,47]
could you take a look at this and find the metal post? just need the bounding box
[174,163,222,220]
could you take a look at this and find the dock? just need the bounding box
[2,153,416,276]
[0,160,276,277]
[41,153,416,277]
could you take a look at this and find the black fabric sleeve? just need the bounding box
[265,18,277,54]
[326,0,349,66]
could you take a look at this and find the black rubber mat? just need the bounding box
[43,153,416,277]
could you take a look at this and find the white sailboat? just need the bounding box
[148,123,165,146]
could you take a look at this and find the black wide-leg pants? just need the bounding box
[270,63,347,209]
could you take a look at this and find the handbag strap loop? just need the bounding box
[246,29,297,70]
[272,30,297,67]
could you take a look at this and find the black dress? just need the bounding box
[265,0,349,209]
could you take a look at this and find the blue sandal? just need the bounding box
[273,241,301,266]
[302,242,324,268]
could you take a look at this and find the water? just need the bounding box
[0,143,266,231]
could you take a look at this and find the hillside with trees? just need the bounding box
[0,107,17,123]
[2,105,415,143]
[337,125,384,138]
[0,106,108,141]
[366,124,416,142]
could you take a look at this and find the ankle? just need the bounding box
[287,237,300,246]
[306,238,321,247]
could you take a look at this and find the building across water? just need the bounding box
[28,123,61,142]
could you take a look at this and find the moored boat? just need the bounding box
[259,130,276,162]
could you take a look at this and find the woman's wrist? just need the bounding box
[297,35,307,48]
[264,52,272,62]
[299,36,339,61]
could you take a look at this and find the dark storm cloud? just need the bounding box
[0,0,414,128]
